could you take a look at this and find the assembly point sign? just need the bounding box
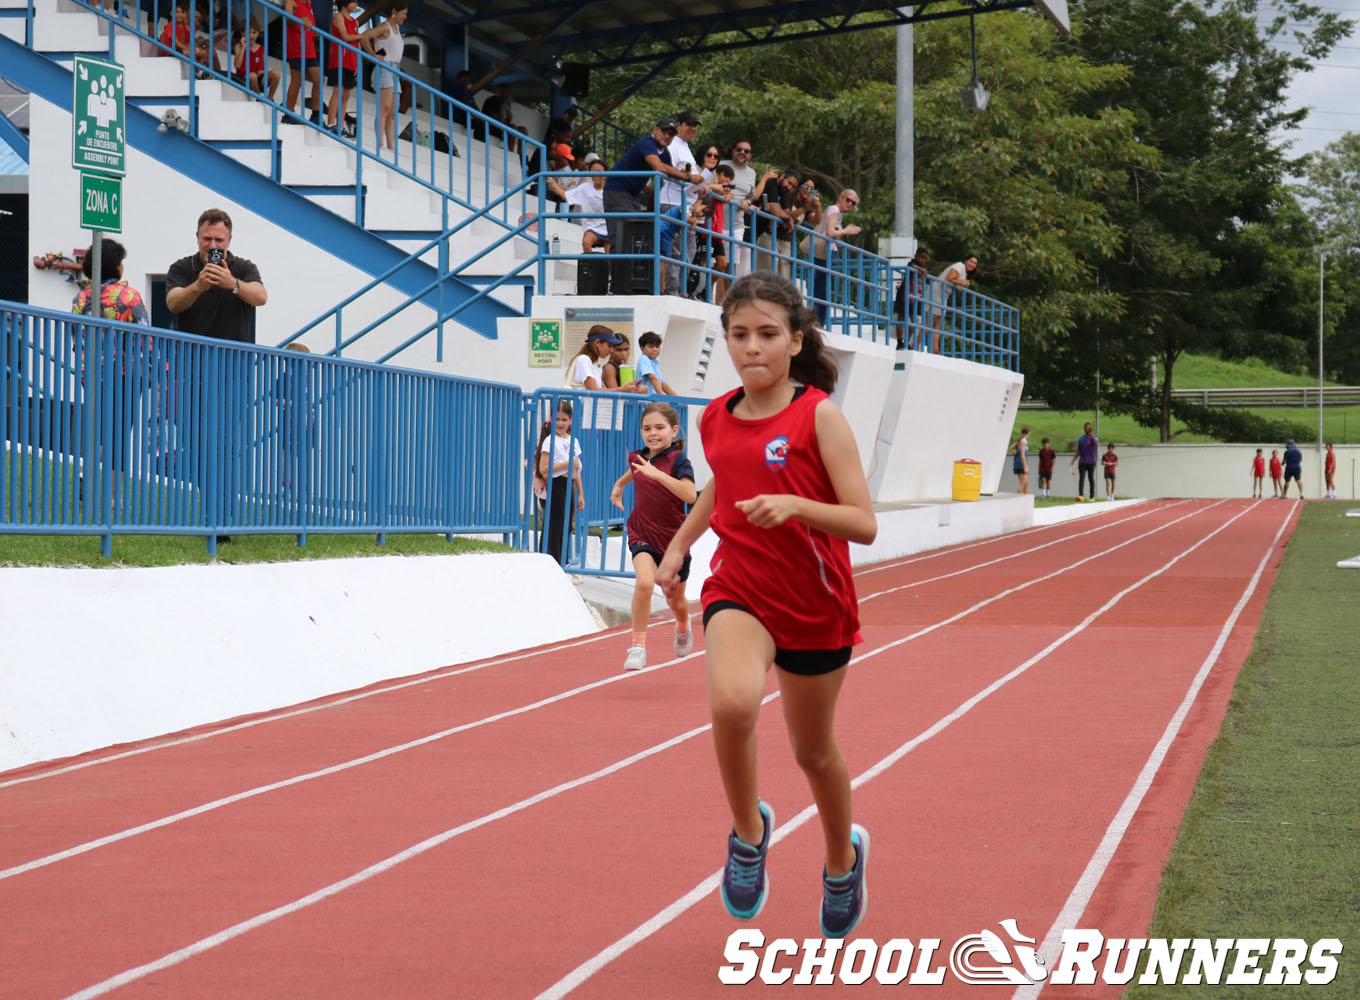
[72,55,126,177]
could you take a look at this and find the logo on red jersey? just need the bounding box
[764,435,790,471]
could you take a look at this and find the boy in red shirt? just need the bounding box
[1250,448,1266,499]
[1269,449,1283,498]
[1102,442,1118,500]
[159,2,192,56]
[1037,436,1056,498]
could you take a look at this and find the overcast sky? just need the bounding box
[1269,1,1360,174]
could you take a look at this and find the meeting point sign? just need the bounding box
[719,920,1342,987]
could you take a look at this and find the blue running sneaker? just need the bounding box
[721,800,774,920]
[820,824,869,938]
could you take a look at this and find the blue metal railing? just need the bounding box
[293,169,1019,371]
[520,388,706,575]
[2,301,522,555]
[58,0,545,230]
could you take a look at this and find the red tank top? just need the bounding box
[699,386,861,649]
[330,13,358,69]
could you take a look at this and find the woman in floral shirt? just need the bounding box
[71,240,150,325]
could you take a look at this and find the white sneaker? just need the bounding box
[623,645,647,671]
[674,630,694,657]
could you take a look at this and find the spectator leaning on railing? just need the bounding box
[930,253,978,353]
[804,189,862,327]
[719,139,757,278]
[602,119,703,274]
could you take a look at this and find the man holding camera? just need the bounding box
[166,208,268,343]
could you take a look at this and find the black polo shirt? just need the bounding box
[166,252,262,343]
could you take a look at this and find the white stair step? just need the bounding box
[33,7,104,50]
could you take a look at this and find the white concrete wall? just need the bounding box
[871,351,1025,500]
[1020,443,1360,500]
[0,552,600,773]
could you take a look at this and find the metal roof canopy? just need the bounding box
[418,0,1067,80]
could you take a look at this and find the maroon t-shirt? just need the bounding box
[700,386,861,650]
[626,442,693,551]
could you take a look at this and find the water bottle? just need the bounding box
[550,235,561,256]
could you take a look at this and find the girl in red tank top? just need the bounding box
[657,273,877,938]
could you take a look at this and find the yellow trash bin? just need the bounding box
[952,459,982,502]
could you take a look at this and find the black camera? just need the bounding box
[207,248,225,265]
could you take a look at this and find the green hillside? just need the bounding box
[1016,353,1357,448]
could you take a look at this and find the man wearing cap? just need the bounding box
[658,110,701,218]
[1282,438,1305,498]
[603,119,704,282]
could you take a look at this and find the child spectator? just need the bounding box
[536,399,584,565]
[1269,449,1283,498]
[1037,437,1055,497]
[284,0,322,125]
[160,2,192,56]
[1250,448,1266,499]
[601,334,646,394]
[324,0,367,137]
[659,198,716,298]
[232,18,280,100]
[565,161,609,252]
[565,325,620,389]
[1010,425,1029,495]
[1325,441,1337,500]
[1102,442,1118,500]
[634,331,677,395]
[657,273,877,940]
[610,401,698,671]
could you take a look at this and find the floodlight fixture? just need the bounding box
[961,15,990,112]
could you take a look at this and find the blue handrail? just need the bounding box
[1,300,522,555]
[61,0,545,230]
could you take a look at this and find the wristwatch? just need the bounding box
[232,279,240,295]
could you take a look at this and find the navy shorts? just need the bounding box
[702,599,852,676]
[286,56,319,71]
[325,68,357,89]
[1285,467,1302,483]
[629,541,689,582]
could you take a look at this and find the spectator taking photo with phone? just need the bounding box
[165,207,269,343]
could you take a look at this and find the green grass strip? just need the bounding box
[1125,503,1360,998]
[0,532,517,568]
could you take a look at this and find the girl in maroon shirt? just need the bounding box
[610,401,697,672]
[658,273,877,938]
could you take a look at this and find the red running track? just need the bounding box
[0,499,1297,999]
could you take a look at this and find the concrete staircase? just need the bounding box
[6,0,585,359]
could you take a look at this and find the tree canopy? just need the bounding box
[585,0,1353,438]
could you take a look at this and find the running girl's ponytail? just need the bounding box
[721,273,838,395]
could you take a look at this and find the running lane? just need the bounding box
[0,501,1290,998]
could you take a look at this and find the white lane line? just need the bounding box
[1008,503,1296,1000]
[853,499,1175,577]
[536,501,1262,999]
[857,500,1186,603]
[5,501,1213,882]
[2,501,1183,790]
[59,504,1246,999]
[0,628,630,790]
